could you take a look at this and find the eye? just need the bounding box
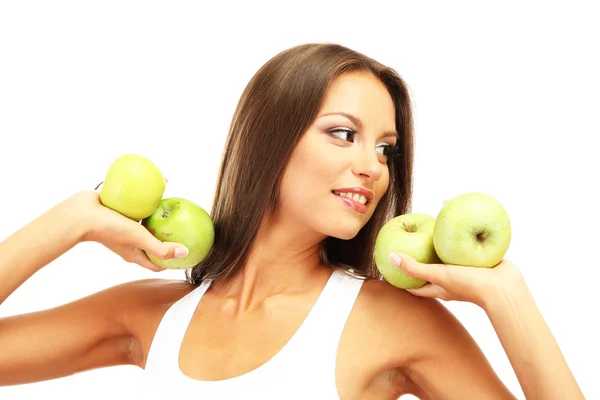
[328,127,357,143]
[377,143,401,158]
[329,128,400,159]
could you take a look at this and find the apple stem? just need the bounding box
[94,181,104,191]
[402,221,416,233]
[477,231,490,241]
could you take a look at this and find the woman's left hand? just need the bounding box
[389,252,527,309]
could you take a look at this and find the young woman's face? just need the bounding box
[279,70,398,240]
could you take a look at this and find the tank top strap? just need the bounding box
[144,278,213,375]
[283,268,365,354]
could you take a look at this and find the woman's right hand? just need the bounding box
[74,190,188,272]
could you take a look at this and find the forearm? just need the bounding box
[0,193,87,305]
[484,280,584,400]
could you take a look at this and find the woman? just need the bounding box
[0,43,584,399]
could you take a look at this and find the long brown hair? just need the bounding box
[186,43,414,285]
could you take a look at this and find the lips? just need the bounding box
[332,190,371,214]
[332,190,369,205]
[331,187,374,202]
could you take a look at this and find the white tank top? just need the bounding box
[139,268,365,399]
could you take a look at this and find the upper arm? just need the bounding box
[372,282,516,399]
[402,298,515,399]
[0,280,154,386]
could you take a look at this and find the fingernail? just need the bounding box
[174,247,189,258]
[389,252,402,266]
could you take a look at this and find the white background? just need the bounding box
[1,1,598,399]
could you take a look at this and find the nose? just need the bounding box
[351,149,384,182]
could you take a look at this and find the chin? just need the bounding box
[325,224,364,241]
[331,232,360,241]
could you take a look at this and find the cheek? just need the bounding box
[279,146,330,206]
[382,168,391,193]
[288,141,339,186]
[372,167,391,207]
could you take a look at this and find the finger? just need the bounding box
[149,241,189,261]
[390,252,449,286]
[131,226,189,260]
[128,248,165,272]
[406,283,449,300]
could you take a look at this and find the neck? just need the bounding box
[210,214,333,316]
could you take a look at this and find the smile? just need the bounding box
[332,191,369,214]
[332,190,368,205]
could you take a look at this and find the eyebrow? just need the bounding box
[318,111,399,138]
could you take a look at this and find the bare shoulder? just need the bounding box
[88,277,195,316]
[363,277,457,320]
[333,277,444,397]
[87,277,195,338]
[353,278,453,366]
[102,277,196,367]
[352,278,509,397]
[355,279,474,371]
[111,277,195,304]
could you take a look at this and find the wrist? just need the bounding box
[481,273,532,316]
[65,190,98,243]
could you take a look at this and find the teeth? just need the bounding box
[333,191,368,205]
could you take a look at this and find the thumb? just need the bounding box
[132,223,189,260]
[141,234,189,261]
[150,241,189,260]
[406,283,448,299]
[391,252,448,286]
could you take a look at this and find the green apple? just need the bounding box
[142,197,215,269]
[100,154,166,221]
[374,213,441,289]
[433,192,511,268]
